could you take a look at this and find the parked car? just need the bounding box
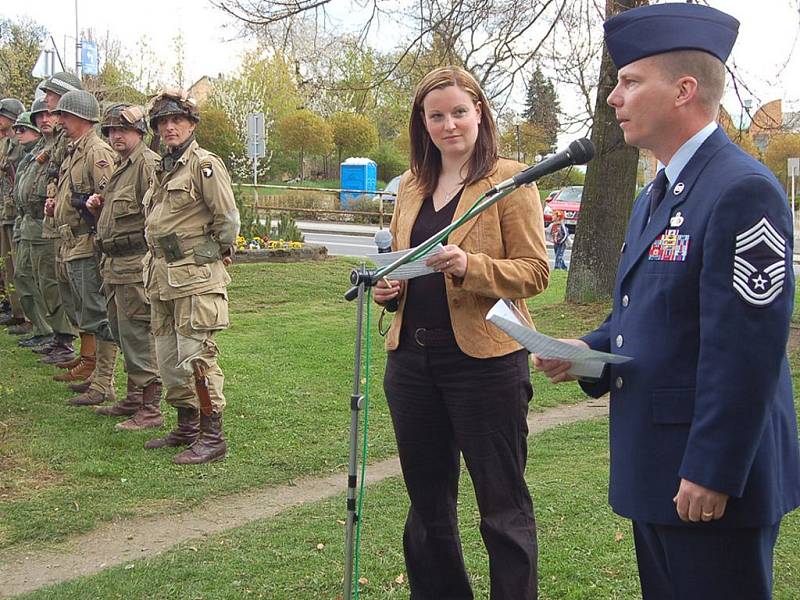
[543,185,583,233]
[373,175,402,202]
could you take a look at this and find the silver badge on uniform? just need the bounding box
[733,216,786,307]
[673,182,685,195]
[670,212,684,227]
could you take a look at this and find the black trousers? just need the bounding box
[633,520,781,600]
[384,333,538,600]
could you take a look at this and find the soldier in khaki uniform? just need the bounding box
[50,90,118,406]
[89,103,163,430]
[25,98,79,363]
[142,89,239,464]
[0,98,27,331]
[11,109,53,348]
[41,72,86,368]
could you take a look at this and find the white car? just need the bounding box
[373,175,402,202]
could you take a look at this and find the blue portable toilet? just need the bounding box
[340,157,377,209]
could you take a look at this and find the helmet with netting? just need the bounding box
[0,98,25,122]
[13,112,40,134]
[54,90,100,123]
[101,103,148,137]
[40,71,83,97]
[146,88,200,130]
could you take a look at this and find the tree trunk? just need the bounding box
[565,0,647,303]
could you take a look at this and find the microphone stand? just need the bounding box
[341,182,517,599]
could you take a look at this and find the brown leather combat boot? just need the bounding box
[172,412,227,465]
[68,380,92,394]
[53,354,82,369]
[144,406,199,449]
[53,333,96,382]
[115,381,164,431]
[95,379,141,417]
[68,387,114,406]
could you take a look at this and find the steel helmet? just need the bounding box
[40,71,84,97]
[13,112,40,134]
[0,98,25,122]
[53,90,100,123]
[147,88,200,130]
[101,103,148,137]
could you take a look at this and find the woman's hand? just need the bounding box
[425,244,468,278]
[374,277,403,306]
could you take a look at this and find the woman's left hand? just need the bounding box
[425,244,468,278]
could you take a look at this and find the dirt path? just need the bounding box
[0,399,608,598]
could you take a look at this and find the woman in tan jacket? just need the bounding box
[374,66,549,599]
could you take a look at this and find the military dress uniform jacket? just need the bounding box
[580,128,800,528]
[14,136,50,243]
[142,140,239,302]
[54,129,114,261]
[43,128,71,240]
[96,142,159,285]
[0,135,25,225]
[384,158,550,358]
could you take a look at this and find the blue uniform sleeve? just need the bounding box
[579,313,613,397]
[679,173,794,497]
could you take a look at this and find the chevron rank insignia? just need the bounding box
[733,217,786,307]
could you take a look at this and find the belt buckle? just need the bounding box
[414,327,426,347]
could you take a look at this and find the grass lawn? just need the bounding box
[16,402,800,600]
[0,263,598,552]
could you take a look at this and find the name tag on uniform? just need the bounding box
[649,228,690,262]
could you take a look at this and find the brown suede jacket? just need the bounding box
[385,157,550,358]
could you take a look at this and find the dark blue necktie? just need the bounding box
[648,169,668,219]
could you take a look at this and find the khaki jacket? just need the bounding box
[42,127,71,239]
[54,128,114,261]
[13,137,48,243]
[385,158,549,358]
[142,140,240,301]
[0,134,25,224]
[96,142,159,284]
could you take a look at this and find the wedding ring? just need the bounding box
[701,511,714,518]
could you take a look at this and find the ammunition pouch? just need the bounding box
[192,239,222,265]
[70,191,96,231]
[98,233,147,257]
[155,232,185,263]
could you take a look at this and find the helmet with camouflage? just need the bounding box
[40,71,83,97]
[0,98,25,122]
[54,90,100,123]
[13,112,40,135]
[101,103,148,137]
[146,88,200,130]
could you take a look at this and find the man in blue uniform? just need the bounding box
[534,4,800,599]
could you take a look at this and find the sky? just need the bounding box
[5,0,800,130]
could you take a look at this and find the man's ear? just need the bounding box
[675,76,699,108]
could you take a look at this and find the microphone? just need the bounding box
[490,138,595,194]
[374,230,398,312]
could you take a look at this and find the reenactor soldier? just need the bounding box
[90,103,163,430]
[40,72,86,369]
[0,97,27,331]
[142,88,239,464]
[49,90,118,406]
[11,109,54,348]
[19,98,78,364]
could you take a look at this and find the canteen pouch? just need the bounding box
[156,232,185,263]
[192,239,222,265]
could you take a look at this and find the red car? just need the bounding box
[543,185,583,233]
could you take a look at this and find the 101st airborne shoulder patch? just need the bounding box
[201,162,214,179]
[733,216,786,307]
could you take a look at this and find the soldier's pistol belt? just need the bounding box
[98,233,147,257]
[151,233,219,265]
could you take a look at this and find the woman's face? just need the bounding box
[421,85,481,161]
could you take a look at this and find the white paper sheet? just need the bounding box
[367,243,445,280]
[486,299,632,379]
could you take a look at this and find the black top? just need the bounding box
[401,188,462,336]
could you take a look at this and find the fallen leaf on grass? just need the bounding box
[358,577,369,585]
[316,543,325,550]
[614,530,624,543]
[394,574,405,585]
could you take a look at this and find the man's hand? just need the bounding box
[532,339,589,383]
[673,478,729,523]
[85,194,104,218]
[44,197,56,217]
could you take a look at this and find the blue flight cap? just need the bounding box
[604,3,739,69]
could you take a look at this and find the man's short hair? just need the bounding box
[654,50,726,115]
